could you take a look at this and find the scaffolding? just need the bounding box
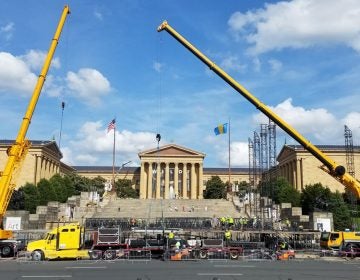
[253,132,261,218]
[248,138,254,217]
[344,125,355,177]
[268,120,277,169]
[260,124,269,172]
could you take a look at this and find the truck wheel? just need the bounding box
[1,246,13,257]
[199,250,208,259]
[230,250,239,260]
[89,251,101,260]
[104,250,116,260]
[32,250,44,261]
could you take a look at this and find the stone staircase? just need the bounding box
[82,197,241,219]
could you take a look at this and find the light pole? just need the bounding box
[58,101,65,174]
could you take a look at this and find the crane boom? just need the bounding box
[157,20,360,199]
[0,6,70,239]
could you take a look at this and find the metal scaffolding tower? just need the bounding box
[268,120,277,168]
[344,125,355,177]
[260,124,269,172]
[248,138,254,217]
[253,132,261,217]
[248,138,255,189]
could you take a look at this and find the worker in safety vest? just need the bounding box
[224,230,232,246]
[168,231,174,239]
[227,216,234,228]
[220,216,226,228]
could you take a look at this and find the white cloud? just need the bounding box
[268,59,282,73]
[0,52,37,95]
[153,61,164,72]
[216,141,249,167]
[342,112,360,142]
[20,49,60,71]
[0,22,14,41]
[220,55,247,73]
[63,121,156,165]
[66,68,111,106]
[228,0,360,54]
[253,98,339,143]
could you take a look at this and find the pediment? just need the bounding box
[277,145,296,162]
[139,144,205,158]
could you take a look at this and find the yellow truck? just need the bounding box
[320,231,360,250]
[26,223,90,260]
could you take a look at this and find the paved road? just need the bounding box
[0,259,359,280]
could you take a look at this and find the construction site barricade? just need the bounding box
[243,249,276,260]
[127,248,151,260]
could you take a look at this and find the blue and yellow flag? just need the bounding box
[214,123,228,135]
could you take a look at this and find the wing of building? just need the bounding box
[0,140,74,187]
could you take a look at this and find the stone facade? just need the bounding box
[75,144,250,199]
[275,144,360,193]
[1,139,358,196]
[0,140,74,188]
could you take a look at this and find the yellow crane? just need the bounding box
[0,6,70,240]
[157,21,360,199]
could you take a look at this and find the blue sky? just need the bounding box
[0,0,359,168]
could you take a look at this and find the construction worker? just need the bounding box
[227,216,234,228]
[285,218,291,230]
[168,230,174,240]
[242,217,248,230]
[224,229,232,246]
[220,216,226,228]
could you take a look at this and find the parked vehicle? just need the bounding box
[26,223,90,261]
[320,231,360,252]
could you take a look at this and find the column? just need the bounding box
[164,162,169,199]
[191,163,196,199]
[292,160,297,189]
[174,163,179,198]
[140,162,146,199]
[156,162,161,199]
[182,163,187,199]
[33,154,38,185]
[147,162,153,199]
[198,163,203,199]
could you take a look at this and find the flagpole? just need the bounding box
[228,118,231,192]
[112,119,116,189]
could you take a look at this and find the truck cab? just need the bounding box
[26,223,90,260]
[320,231,360,250]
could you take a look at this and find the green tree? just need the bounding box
[8,189,25,210]
[66,173,90,194]
[21,183,40,213]
[301,183,332,214]
[329,191,352,231]
[277,182,301,207]
[237,181,250,198]
[263,177,300,206]
[90,176,106,196]
[115,179,138,198]
[204,176,226,199]
[50,174,68,203]
[301,183,352,230]
[37,178,57,205]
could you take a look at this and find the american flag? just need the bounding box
[107,119,116,133]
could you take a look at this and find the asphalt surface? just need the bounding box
[0,258,359,280]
